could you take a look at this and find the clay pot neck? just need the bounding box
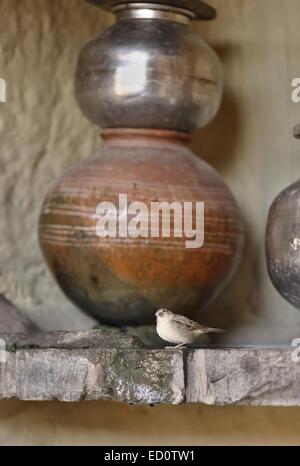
[101,128,191,147]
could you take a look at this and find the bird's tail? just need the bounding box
[207,327,226,334]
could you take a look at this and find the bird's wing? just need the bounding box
[172,314,204,331]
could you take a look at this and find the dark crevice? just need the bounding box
[182,349,189,403]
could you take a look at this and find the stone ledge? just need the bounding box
[0,332,298,405]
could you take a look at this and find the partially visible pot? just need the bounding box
[266,125,300,309]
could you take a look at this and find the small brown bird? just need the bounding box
[156,309,225,348]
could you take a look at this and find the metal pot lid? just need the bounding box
[86,0,217,20]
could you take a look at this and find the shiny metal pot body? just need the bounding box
[75,17,223,132]
[266,128,300,310]
[266,180,300,310]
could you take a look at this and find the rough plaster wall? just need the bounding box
[194,0,300,344]
[0,0,108,329]
[1,0,300,447]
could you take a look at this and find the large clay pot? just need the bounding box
[39,129,244,326]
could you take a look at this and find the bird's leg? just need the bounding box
[165,343,186,350]
[174,343,186,349]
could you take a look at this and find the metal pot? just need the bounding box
[75,1,223,132]
[266,125,300,310]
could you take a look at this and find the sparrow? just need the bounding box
[155,309,225,348]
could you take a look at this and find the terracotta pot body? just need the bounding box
[266,179,300,310]
[39,130,244,326]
